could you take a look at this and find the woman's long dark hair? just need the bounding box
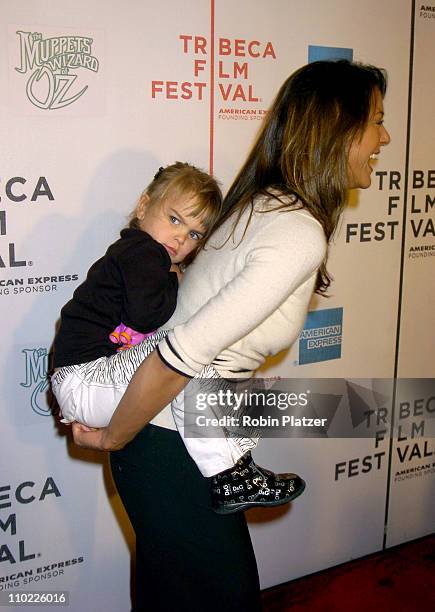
[213,60,387,293]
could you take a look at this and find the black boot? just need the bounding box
[211,452,305,514]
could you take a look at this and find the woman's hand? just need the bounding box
[72,422,117,451]
[72,352,188,452]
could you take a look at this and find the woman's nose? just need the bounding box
[381,125,391,146]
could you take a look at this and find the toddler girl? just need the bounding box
[52,162,220,426]
[52,162,302,513]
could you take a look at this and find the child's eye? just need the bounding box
[189,231,202,241]
[169,215,180,225]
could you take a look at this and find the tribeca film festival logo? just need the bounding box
[186,377,435,484]
[0,176,54,279]
[151,34,276,121]
[0,476,63,569]
[407,170,435,260]
[0,474,84,589]
[15,31,99,110]
[20,349,56,417]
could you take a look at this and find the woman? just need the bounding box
[73,60,390,611]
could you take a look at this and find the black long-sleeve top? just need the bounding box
[53,228,178,367]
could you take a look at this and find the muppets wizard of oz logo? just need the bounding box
[15,30,99,110]
[20,348,57,416]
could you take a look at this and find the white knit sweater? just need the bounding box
[153,193,327,428]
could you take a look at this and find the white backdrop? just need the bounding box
[1,1,434,609]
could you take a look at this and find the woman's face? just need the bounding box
[347,88,390,189]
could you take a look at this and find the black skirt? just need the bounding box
[110,424,262,612]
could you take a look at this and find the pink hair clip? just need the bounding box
[109,323,156,350]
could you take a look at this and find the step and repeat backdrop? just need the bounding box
[1,0,434,609]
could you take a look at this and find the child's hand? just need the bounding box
[170,263,183,282]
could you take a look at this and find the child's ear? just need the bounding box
[136,193,150,219]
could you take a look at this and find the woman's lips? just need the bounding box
[368,153,379,170]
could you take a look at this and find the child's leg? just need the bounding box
[51,362,127,427]
[170,365,258,476]
[51,330,169,428]
[170,366,306,514]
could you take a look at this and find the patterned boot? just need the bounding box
[211,452,305,514]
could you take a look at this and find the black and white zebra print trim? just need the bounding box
[190,364,257,454]
[52,330,169,387]
[52,333,257,454]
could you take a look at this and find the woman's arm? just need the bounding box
[73,210,326,451]
[72,350,188,450]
